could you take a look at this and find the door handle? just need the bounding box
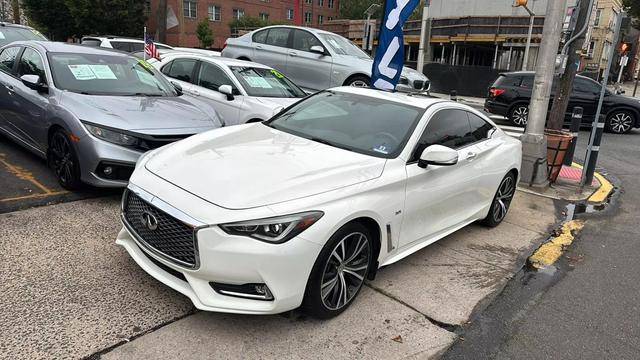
[466,152,478,161]
[289,51,298,57]
[256,45,263,49]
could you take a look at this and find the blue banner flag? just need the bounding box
[372,0,421,90]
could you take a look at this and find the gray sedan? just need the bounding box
[222,25,430,93]
[0,41,223,189]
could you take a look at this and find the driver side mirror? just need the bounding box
[418,145,458,169]
[219,84,235,101]
[20,74,48,93]
[171,81,183,96]
[310,45,326,55]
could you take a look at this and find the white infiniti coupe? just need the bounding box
[116,87,522,319]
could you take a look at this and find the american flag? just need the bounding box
[144,35,160,60]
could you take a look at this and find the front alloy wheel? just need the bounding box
[48,130,81,190]
[482,172,516,227]
[303,223,372,318]
[509,105,529,127]
[606,111,634,134]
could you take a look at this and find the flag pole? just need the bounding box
[143,26,147,61]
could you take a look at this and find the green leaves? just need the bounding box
[196,18,214,48]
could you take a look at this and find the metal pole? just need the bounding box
[523,13,535,71]
[493,43,499,69]
[581,11,622,187]
[417,2,430,72]
[634,76,639,97]
[520,0,567,187]
[617,55,627,84]
[563,107,583,166]
[363,14,371,50]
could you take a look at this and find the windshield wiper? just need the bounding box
[127,93,164,97]
[309,137,350,151]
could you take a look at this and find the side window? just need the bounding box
[18,48,46,80]
[574,78,600,93]
[0,46,20,74]
[520,76,533,88]
[411,109,474,162]
[160,62,172,76]
[467,112,494,142]
[253,29,268,44]
[110,41,132,52]
[292,29,322,52]
[197,61,237,92]
[129,42,145,52]
[166,59,197,83]
[265,28,291,48]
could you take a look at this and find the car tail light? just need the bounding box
[221,40,227,51]
[489,88,506,98]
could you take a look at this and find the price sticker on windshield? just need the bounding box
[270,69,284,79]
[137,59,155,72]
[67,65,97,80]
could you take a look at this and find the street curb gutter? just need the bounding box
[528,220,585,269]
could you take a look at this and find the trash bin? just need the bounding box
[545,129,574,183]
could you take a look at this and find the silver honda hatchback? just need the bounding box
[0,41,223,189]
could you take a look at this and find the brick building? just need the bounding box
[145,0,340,49]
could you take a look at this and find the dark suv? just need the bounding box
[0,22,47,48]
[485,71,640,134]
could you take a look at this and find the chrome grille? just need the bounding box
[123,191,198,268]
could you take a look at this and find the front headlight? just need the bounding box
[219,211,324,244]
[84,123,140,147]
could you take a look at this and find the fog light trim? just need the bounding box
[210,282,274,301]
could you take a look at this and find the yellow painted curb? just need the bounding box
[529,220,585,269]
[571,163,614,203]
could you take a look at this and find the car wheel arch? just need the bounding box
[246,118,264,123]
[237,56,251,61]
[605,106,639,126]
[343,73,371,86]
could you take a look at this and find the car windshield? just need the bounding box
[320,34,371,59]
[266,91,423,158]
[0,27,47,47]
[48,52,177,96]
[231,66,306,98]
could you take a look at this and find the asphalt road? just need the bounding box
[444,127,640,359]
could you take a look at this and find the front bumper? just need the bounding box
[75,135,142,188]
[116,186,323,314]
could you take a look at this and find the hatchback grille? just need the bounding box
[123,191,198,268]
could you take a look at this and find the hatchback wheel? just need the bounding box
[303,222,372,319]
[482,172,516,227]
[48,129,82,190]
[508,104,529,127]
[346,76,371,88]
[606,110,634,134]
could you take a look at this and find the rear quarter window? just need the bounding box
[494,75,522,88]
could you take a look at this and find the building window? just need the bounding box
[287,9,294,20]
[233,8,245,20]
[208,5,221,21]
[318,0,324,6]
[144,0,151,16]
[328,0,334,8]
[305,0,312,4]
[183,0,197,18]
[593,8,602,26]
[260,12,269,21]
[587,40,596,58]
[317,15,324,24]
[304,12,312,24]
[328,16,333,21]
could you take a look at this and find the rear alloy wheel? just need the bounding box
[48,129,82,190]
[346,76,371,88]
[508,104,529,127]
[482,172,516,227]
[303,223,372,319]
[606,110,634,134]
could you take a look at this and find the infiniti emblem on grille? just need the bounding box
[141,211,159,231]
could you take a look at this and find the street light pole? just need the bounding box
[520,0,567,187]
[522,6,535,71]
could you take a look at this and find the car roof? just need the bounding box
[252,25,334,36]
[9,40,132,56]
[0,22,36,30]
[501,70,595,82]
[331,87,451,109]
[162,52,271,69]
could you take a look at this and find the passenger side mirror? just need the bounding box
[309,45,326,55]
[20,74,48,93]
[219,84,235,101]
[171,81,183,96]
[418,145,458,169]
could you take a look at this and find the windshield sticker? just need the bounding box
[0,32,5,40]
[89,65,117,79]
[270,69,284,79]
[372,145,390,154]
[137,59,154,72]
[67,65,97,80]
[245,76,272,88]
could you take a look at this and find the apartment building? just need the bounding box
[582,0,624,77]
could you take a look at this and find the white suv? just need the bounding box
[80,36,173,53]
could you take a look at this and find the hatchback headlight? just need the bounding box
[84,123,140,147]
[219,211,324,243]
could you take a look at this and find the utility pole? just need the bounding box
[548,0,594,130]
[417,0,431,73]
[157,0,167,43]
[520,0,567,187]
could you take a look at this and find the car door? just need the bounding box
[251,27,291,74]
[0,46,25,139]
[287,29,332,91]
[11,46,50,151]
[194,60,244,125]
[160,57,197,93]
[570,77,600,123]
[399,108,483,248]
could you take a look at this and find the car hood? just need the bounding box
[336,55,429,80]
[145,123,386,209]
[60,92,222,133]
[608,92,640,107]
[254,96,301,114]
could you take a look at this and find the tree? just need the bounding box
[22,0,77,40]
[339,0,379,20]
[196,18,214,48]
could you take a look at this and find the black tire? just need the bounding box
[605,110,635,134]
[482,172,516,227]
[508,104,529,127]
[345,75,371,88]
[48,128,82,190]
[302,222,373,319]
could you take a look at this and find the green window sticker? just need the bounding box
[137,59,154,72]
[270,69,284,79]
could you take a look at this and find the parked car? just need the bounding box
[0,22,48,47]
[173,47,221,57]
[150,53,307,125]
[117,87,521,318]
[222,25,430,93]
[485,71,640,134]
[81,36,173,53]
[0,41,223,189]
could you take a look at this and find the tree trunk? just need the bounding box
[547,0,592,130]
[11,0,20,24]
[157,0,167,43]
